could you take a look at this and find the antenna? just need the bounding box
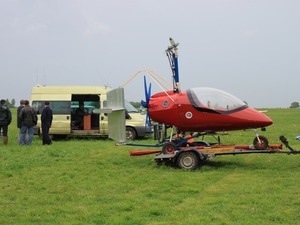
[43,67,46,85]
[102,77,112,89]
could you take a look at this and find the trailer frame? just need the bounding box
[129,135,300,170]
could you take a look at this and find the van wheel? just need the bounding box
[126,127,137,140]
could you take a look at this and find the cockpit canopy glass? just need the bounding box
[187,87,247,112]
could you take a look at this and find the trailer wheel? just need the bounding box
[253,135,269,150]
[177,151,199,170]
[162,142,177,154]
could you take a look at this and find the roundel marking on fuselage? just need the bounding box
[185,111,193,119]
[162,100,169,107]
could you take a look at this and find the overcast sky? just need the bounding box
[1,0,299,108]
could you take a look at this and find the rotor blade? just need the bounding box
[143,76,148,104]
[145,111,151,127]
[141,100,148,108]
[148,82,152,101]
[142,76,152,108]
[142,75,152,127]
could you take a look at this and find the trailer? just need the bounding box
[129,135,300,170]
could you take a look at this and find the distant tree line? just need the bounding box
[2,99,16,108]
[290,102,300,108]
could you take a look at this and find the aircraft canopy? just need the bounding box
[187,87,247,112]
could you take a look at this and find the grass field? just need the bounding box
[1,108,300,224]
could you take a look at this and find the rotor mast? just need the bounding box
[166,37,180,93]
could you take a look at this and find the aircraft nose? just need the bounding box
[258,114,273,127]
[247,108,273,128]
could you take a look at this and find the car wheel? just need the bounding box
[126,127,137,140]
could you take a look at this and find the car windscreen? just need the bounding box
[125,100,138,113]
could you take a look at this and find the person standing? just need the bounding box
[41,101,53,145]
[75,103,85,129]
[19,100,37,145]
[17,99,25,144]
[0,99,12,145]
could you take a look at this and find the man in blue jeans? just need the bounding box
[19,100,37,145]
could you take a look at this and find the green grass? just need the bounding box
[1,108,300,224]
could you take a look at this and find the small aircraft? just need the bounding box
[141,38,273,148]
[126,38,300,170]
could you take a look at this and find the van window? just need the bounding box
[32,101,71,114]
[71,101,99,114]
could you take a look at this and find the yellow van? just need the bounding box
[30,85,152,140]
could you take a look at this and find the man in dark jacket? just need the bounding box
[0,99,12,145]
[17,99,25,144]
[17,99,25,129]
[41,101,53,145]
[19,100,37,145]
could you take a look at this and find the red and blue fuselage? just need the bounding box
[148,87,273,132]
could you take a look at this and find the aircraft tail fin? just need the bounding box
[105,88,126,143]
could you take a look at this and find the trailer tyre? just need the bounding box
[253,135,269,150]
[177,151,199,170]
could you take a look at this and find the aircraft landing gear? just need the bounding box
[253,135,269,150]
